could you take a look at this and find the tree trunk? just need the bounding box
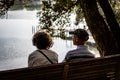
[97,0,120,51]
[79,0,119,56]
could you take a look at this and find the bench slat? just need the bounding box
[0,54,120,80]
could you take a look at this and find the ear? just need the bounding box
[75,36,79,42]
[73,36,79,45]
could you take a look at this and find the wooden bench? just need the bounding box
[0,54,120,80]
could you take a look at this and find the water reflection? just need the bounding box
[0,15,75,71]
[0,10,99,71]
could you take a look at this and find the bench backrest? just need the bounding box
[67,54,120,80]
[0,54,120,80]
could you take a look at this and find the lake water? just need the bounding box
[0,10,99,71]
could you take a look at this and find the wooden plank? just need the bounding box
[0,54,119,80]
[0,63,64,80]
[66,54,120,80]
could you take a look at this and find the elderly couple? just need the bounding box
[28,29,95,67]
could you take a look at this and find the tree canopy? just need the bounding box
[38,0,120,29]
[0,0,14,18]
[0,0,120,56]
[38,0,120,56]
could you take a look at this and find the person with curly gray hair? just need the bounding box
[28,30,58,67]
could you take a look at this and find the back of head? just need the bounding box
[70,29,89,41]
[32,30,53,49]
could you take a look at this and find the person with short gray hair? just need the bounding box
[63,28,95,62]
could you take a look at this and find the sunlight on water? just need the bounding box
[0,10,99,71]
[0,19,38,38]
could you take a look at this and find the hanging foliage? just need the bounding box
[37,0,84,31]
[0,0,14,18]
[38,0,120,56]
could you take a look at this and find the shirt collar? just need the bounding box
[77,45,87,49]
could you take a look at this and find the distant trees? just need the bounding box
[38,0,120,56]
[0,0,14,17]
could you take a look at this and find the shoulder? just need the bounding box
[29,50,43,59]
[65,49,78,58]
[88,50,96,57]
[67,49,79,55]
[48,49,57,54]
[41,49,58,57]
[29,50,38,56]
